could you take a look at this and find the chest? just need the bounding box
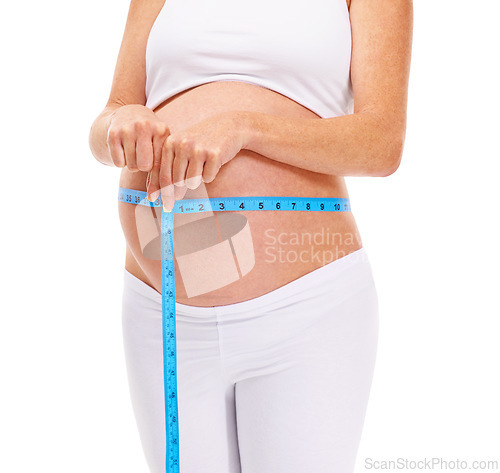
[146,0,352,75]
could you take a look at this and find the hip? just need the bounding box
[122,245,376,319]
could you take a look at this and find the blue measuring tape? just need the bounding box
[117,186,351,472]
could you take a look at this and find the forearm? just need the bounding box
[88,103,122,166]
[237,110,405,177]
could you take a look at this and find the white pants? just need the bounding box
[121,247,379,473]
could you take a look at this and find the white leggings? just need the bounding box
[121,247,379,473]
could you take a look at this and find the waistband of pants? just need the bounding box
[124,246,371,316]
[123,246,371,317]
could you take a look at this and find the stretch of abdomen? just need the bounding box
[118,80,362,307]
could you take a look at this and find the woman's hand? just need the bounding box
[147,112,249,211]
[106,104,170,172]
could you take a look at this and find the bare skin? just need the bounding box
[89,0,413,307]
[119,80,363,306]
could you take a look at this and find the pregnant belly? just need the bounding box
[119,80,362,307]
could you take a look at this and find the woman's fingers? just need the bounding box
[147,160,161,203]
[107,128,126,168]
[106,105,171,173]
[172,138,190,187]
[202,150,222,184]
[185,154,205,190]
[152,128,228,209]
[174,183,188,201]
[172,156,188,188]
[122,130,138,172]
[107,108,232,205]
[159,140,175,211]
[136,134,154,172]
[172,139,208,190]
[147,133,165,202]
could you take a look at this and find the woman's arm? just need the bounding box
[147,0,412,206]
[89,0,168,168]
[236,0,413,177]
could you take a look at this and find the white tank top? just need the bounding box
[145,0,353,118]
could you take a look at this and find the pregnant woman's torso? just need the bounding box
[119,80,362,307]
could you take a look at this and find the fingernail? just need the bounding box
[151,190,160,201]
[185,176,202,189]
[163,205,172,213]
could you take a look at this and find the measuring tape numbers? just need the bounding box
[117,186,351,473]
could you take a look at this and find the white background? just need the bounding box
[1,1,499,471]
